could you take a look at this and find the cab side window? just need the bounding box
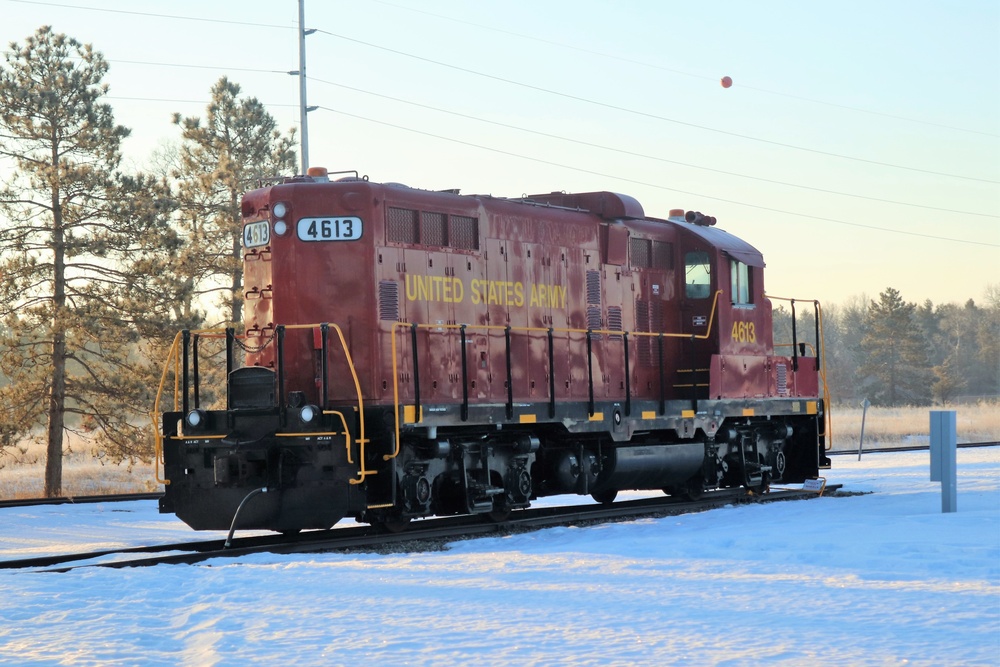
[730,259,751,304]
[684,251,711,299]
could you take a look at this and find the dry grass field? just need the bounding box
[828,401,1000,450]
[0,434,160,500]
[1,403,997,500]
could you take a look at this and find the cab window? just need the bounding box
[731,259,751,304]
[684,251,711,299]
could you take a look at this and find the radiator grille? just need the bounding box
[387,207,418,244]
[421,212,447,246]
[653,241,673,270]
[630,237,651,269]
[450,215,479,250]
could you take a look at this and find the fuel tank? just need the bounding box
[592,442,705,493]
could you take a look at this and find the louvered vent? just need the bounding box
[776,362,788,396]
[587,305,602,339]
[650,298,664,333]
[607,306,623,340]
[635,299,652,366]
[586,270,601,305]
[379,280,400,321]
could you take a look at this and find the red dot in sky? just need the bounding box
[721,76,733,88]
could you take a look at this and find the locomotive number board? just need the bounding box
[243,220,270,248]
[297,217,363,242]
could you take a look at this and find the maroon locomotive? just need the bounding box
[156,167,830,532]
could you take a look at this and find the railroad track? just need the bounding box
[827,440,999,456]
[1,486,840,572]
[0,492,161,510]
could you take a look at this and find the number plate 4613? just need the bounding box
[297,217,363,242]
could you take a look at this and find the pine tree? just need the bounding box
[857,287,933,406]
[0,27,181,495]
[975,284,1000,398]
[172,77,297,326]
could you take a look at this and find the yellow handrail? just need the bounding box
[322,410,354,464]
[151,328,234,485]
[150,323,373,486]
[389,290,723,460]
[282,323,371,484]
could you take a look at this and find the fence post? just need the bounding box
[929,410,957,513]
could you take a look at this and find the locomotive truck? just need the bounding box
[155,167,831,532]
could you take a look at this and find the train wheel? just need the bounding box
[487,510,511,522]
[591,489,618,504]
[664,479,703,501]
[376,517,412,533]
[683,479,704,500]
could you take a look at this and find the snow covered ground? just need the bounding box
[1,447,998,667]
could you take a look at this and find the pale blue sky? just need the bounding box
[3,0,998,307]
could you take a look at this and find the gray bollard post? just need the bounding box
[929,411,957,513]
[858,398,871,461]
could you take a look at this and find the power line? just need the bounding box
[111,58,290,76]
[313,29,998,185]
[316,105,999,248]
[9,0,996,185]
[21,48,999,221]
[368,0,1000,140]
[311,76,998,219]
[105,95,298,109]
[8,0,294,30]
[40,46,998,218]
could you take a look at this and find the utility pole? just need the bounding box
[295,0,317,173]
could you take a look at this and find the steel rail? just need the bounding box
[0,492,163,511]
[828,440,998,456]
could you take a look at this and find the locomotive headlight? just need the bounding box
[299,404,320,425]
[273,220,288,236]
[185,409,207,431]
[272,202,288,219]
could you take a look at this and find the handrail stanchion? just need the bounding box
[790,299,798,372]
[586,329,595,417]
[181,330,190,418]
[505,325,513,419]
[623,332,631,417]
[657,333,665,415]
[320,323,330,408]
[547,327,556,418]
[410,322,420,424]
[460,324,469,422]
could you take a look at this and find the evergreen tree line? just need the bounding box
[0,27,295,495]
[773,286,1000,407]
